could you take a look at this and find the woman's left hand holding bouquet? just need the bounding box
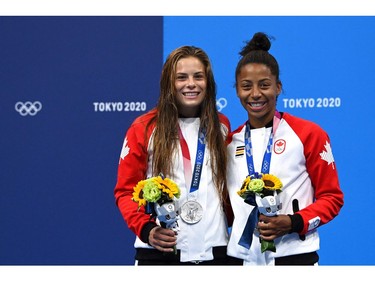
[257,214,292,241]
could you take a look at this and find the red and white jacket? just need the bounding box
[226,112,344,265]
[114,108,231,262]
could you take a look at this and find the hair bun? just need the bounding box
[239,32,272,57]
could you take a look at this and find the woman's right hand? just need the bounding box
[148,226,177,252]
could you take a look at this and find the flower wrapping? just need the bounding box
[237,172,283,253]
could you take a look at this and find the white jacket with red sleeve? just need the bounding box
[226,112,344,265]
[114,108,232,262]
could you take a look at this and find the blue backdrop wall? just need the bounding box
[164,16,375,266]
[1,16,374,266]
[0,16,163,265]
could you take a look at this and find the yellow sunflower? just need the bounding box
[237,176,251,197]
[155,176,180,199]
[132,180,147,207]
[262,174,283,191]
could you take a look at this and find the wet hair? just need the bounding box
[235,32,281,85]
[147,45,228,205]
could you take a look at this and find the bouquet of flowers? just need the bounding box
[238,172,283,253]
[132,174,181,253]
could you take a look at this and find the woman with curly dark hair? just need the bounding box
[226,32,344,265]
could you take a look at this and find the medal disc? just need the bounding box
[180,201,203,224]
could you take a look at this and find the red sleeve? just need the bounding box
[114,111,156,238]
[226,122,246,145]
[218,112,231,135]
[287,114,344,234]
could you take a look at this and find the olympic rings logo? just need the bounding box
[15,101,42,116]
[216,97,227,112]
[197,150,204,160]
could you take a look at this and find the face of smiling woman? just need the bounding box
[236,63,281,128]
[174,56,207,118]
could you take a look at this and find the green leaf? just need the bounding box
[261,239,276,253]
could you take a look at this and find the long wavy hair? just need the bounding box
[147,46,228,205]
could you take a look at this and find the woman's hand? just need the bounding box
[148,226,177,252]
[257,214,292,241]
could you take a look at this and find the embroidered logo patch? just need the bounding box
[307,216,321,231]
[235,145,245,157]
[274,139,286,154]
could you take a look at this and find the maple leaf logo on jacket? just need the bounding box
[320,141,335,169]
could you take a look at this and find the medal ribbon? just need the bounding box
[178,125,206,194]
[238,111,281,249]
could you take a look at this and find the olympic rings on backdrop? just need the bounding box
[15,101,42,116]
[13,98,223,116]
[216,97,227,112]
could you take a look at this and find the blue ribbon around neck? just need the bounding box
[238,118,276,249]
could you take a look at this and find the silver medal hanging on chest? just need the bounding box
[180,200,203,224]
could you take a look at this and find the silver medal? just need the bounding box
[180,201,203,224]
